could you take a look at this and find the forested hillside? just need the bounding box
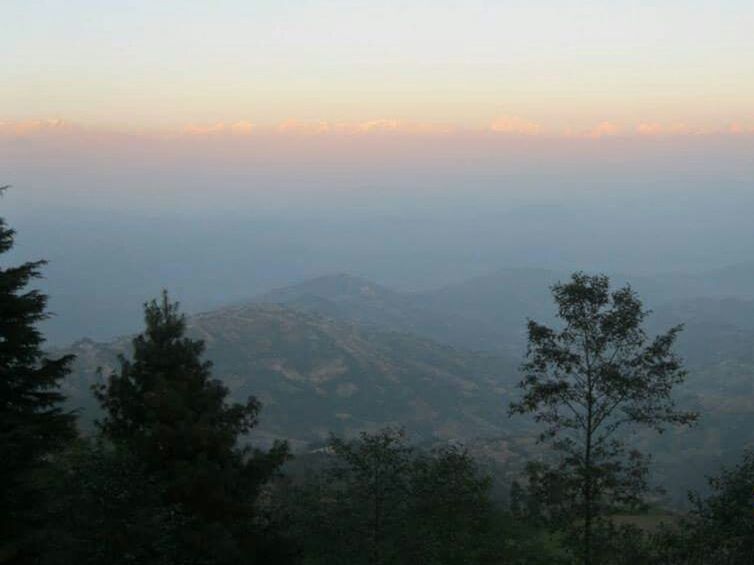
[59,303,522,447]
[56,272,754,505]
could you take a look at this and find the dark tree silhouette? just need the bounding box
[0,186,76,563]
[510,272,697,565]
[94,291,290,564]
[327,428,413,565]
[690,449,754,560]
[286,428,509,565]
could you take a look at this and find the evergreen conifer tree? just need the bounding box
[94,291,290,564]
[0,186,76,562]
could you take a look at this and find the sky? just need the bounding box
[3,0,754,135]
[3,1,754,344]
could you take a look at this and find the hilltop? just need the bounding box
[59,303,521,448]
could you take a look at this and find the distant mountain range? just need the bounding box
[55,270,754,503]
[254,270,754,365]
[255,272,525,355]
[59,269,754,438]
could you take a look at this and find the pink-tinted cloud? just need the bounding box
[276,119,331,134]
[636,122,664,136]
[182,122,226,135]
[182,121,255,136]
[274,118,454,135]
[666,123,706,135]
[4,117,754,142]
[399,121,457,134]
[636,122,717,136]
[334,119,400,134]
[334,119,456,135]
[728,122,754,134]
[564,121,622,139]
[489,115,541,135]
[230,121,255,135]
[0,118,71,136]
[587,121,621,138]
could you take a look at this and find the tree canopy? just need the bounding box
[510,272,697,564]
[92,291,291,564]
[0,187,76,563]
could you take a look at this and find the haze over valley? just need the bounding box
[3,2,754,562]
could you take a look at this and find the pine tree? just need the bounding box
[94,291,290,564]
[0,186,76,562]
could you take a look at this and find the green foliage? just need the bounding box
[648,449,754,564]
[405,445,494,564]
[285,429,413,565]
[0,189,76,563]
[7,204,754,564]
[691,449,754,559]
[510,273,697,564]
[284,428,563,565]
[54,274,754,507]
[90,292,292,564]
[41,439,181,565]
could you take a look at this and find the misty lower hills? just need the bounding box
[251,272,754,492]
[55,273,754,503]
[254,270,562,355]
[254,271,754,397]
[252,270,754,363]
[59,303,521,448]
[254,273,511,354]
[254,272,754,422]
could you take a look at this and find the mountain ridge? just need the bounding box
[58,302,522,448]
